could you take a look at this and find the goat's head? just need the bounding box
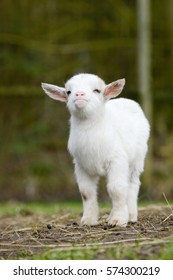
[42,73,125,118]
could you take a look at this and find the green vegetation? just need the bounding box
[0,200,171,217]
[33,241,173,260]
[0,1,173,202]
[0,201,82,217]
[34,248,96,260]
[1,0,173,90]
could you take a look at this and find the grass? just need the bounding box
[0,200,172,216]
[0,201,82,217]
[34,241,173,260]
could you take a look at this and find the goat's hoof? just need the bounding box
[129,214,138,223]
[107,215,128,228]
[80,216,99,226]
[108,220,127,227]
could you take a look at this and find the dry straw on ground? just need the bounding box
[0,203,173,259]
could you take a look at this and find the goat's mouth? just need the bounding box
[74,98,88,108]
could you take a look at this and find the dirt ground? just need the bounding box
[0,206,173,259]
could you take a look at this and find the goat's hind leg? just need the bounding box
[106,160,129,227]
[128,161,144,223]
[128,178,140,223]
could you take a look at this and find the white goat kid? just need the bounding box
[42,73,150,227]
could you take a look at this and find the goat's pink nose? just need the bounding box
[75,92,85,97]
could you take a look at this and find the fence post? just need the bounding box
[137,0,153,194]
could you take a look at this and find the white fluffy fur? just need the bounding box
[42,73,150,227]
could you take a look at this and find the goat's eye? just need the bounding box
[93,89,101,94]
[66,90,71,95]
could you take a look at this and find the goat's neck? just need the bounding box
[71,106,105,129]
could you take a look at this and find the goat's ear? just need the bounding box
[41,83,67,102]
[104,78,125,100]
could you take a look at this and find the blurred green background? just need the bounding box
[0,0,173,203]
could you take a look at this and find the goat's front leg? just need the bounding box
[106,160,129,227]
[75,164,99,226]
